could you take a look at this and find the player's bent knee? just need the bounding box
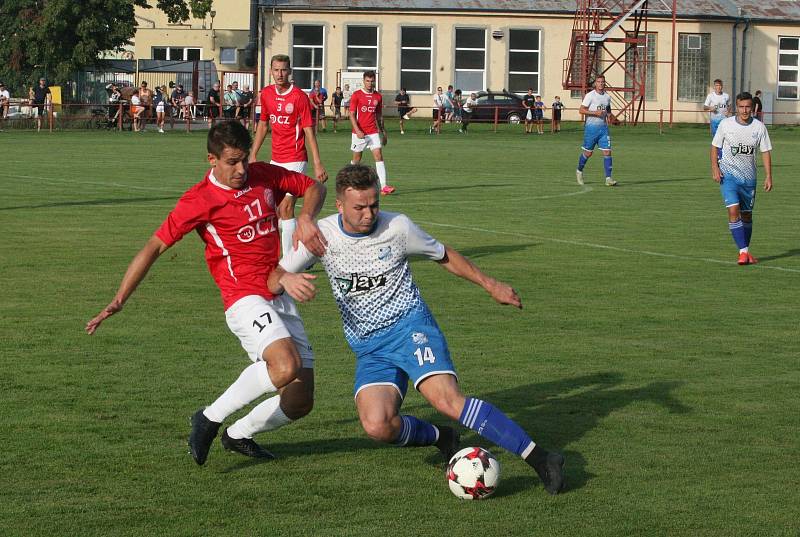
[262,340,302,388]
[360,418,395,443]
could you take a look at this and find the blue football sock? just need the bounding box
[577,153,588,171]
[393,415,438,447]
[459,398,535,458]
[729,219,748,250]
[743,220,753,247]
[604,156,613,177]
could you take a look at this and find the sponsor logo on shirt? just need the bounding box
[378,246,392,260]
[731,143,755,156]
[412,332,428,345]
[286,102,294,113]
[334,273,387,294]
[270,114,290,125]
[237,216,277,242]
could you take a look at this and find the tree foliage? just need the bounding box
[0,0,213,93]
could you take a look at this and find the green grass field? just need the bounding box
[2,121,798,536]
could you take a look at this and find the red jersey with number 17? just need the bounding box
[349,89,382,135]
[155,162,315,309]
[259,84,314,163]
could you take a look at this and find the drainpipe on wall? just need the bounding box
[740,16,751,94]
[244,0,259,68]
[732,17,742,97]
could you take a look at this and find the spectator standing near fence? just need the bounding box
[461,92,476,134]
[430,87,448,135]
[154,85,167,133]
[139,81,153,131]
[533,95,546,135]
[130,89,143,132]
[395,88,416,135]
[184,91,196,131]
[445,85,455,122]
[240,85,254,129]
[330,87,344,133]
[342,84,352,119]
[232,81,243,120]
[207,82,222,126]
[224,84,238,119]
[310,80,327,132]
[32,78,51,132]
[0,82,10,130]
[551,96,564,133]
[523,88,535,134]
[753,90,764,122]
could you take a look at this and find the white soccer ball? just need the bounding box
[446,447,501,500]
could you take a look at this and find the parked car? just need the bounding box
[469,91,529,124]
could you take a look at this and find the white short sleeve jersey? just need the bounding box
[280,211,446,344]
[704,92,730,121]
[712,116,772,183]
[581,90,611,127]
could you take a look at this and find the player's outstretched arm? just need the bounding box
[249,117,269,163]
[302,125,328,183]
[267,266,318,303]
[762,151,773,192]
[85,235,169,335]
[294,181,328,256]
[436,245,522,308]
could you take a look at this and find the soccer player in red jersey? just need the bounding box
[349,71,394,195]
[250,54,328,257]
[86,121,328,465]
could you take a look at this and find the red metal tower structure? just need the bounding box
[563,0,674,125]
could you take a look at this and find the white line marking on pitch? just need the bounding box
[0,172,187,193]
[386,185,594,205]
[418,220,800,274]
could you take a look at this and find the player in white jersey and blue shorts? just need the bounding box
[704,79,731,137]
[576,75,617,186]
[710,92,773,265]
[269,164,566,495]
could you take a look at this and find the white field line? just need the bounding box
[417,220,800,274]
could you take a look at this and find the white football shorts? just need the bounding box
[270,161,308,198]
[351,133,382,153]
[225,294,314,368]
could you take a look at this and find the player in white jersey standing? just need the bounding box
[250,54,328,257]
[268,164,566,495]
[710,92,773,265]
[704,79,731,137]
[576,75,617,186]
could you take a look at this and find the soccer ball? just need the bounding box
[446,447,501,500]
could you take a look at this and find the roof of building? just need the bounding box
[258,0,800,22]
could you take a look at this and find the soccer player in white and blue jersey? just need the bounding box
[704,79,731,137]
[711,92,773,265]
[576,75,617,186]
[270,165,566,495]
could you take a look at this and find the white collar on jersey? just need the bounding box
[274,84,294,96]
[208,169,241,191]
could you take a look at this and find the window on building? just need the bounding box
[677,33,709,101]
[152,47,202,61]
[220,48,237,64]
[778,36,799,100]
[400,27,432,93]
[625,32,657,101]
[570,37,601,99]
[292,25,325,90]
[455,28,486,93]
[347,26,379,71]
[508,29,540,94]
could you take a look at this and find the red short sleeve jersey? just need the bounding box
[155,162,315,309]
[259,84,313,163]
[349,89,382,135]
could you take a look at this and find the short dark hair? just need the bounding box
[736,91,753,104]
[207,120,252,157]
[336,164,379,197]
[271,54,291,67]
[363,70,376,80]
[713,79,723,85]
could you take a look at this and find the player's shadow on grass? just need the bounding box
[0,196,176,211]
[431,372,689,496]
[458,243,538,259]
[757,248,800,262]
[620,176,705,186]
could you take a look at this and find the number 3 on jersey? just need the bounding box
[414,346,436,366]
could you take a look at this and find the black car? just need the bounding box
[468,91,529,124]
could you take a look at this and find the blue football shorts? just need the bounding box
[352,313,457,399]
[582,124,611,151]
[720,177,756,212]
[710,117,724,137]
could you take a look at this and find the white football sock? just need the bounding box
[280,218,296,258]
[226,395,292,439]
[375,161,387,188]
[203,362,277,423]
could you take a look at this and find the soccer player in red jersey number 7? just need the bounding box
[250,54,328,257]
[86,121,327,465]
[349,71,395,195]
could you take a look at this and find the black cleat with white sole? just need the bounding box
[188,408,221,466]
